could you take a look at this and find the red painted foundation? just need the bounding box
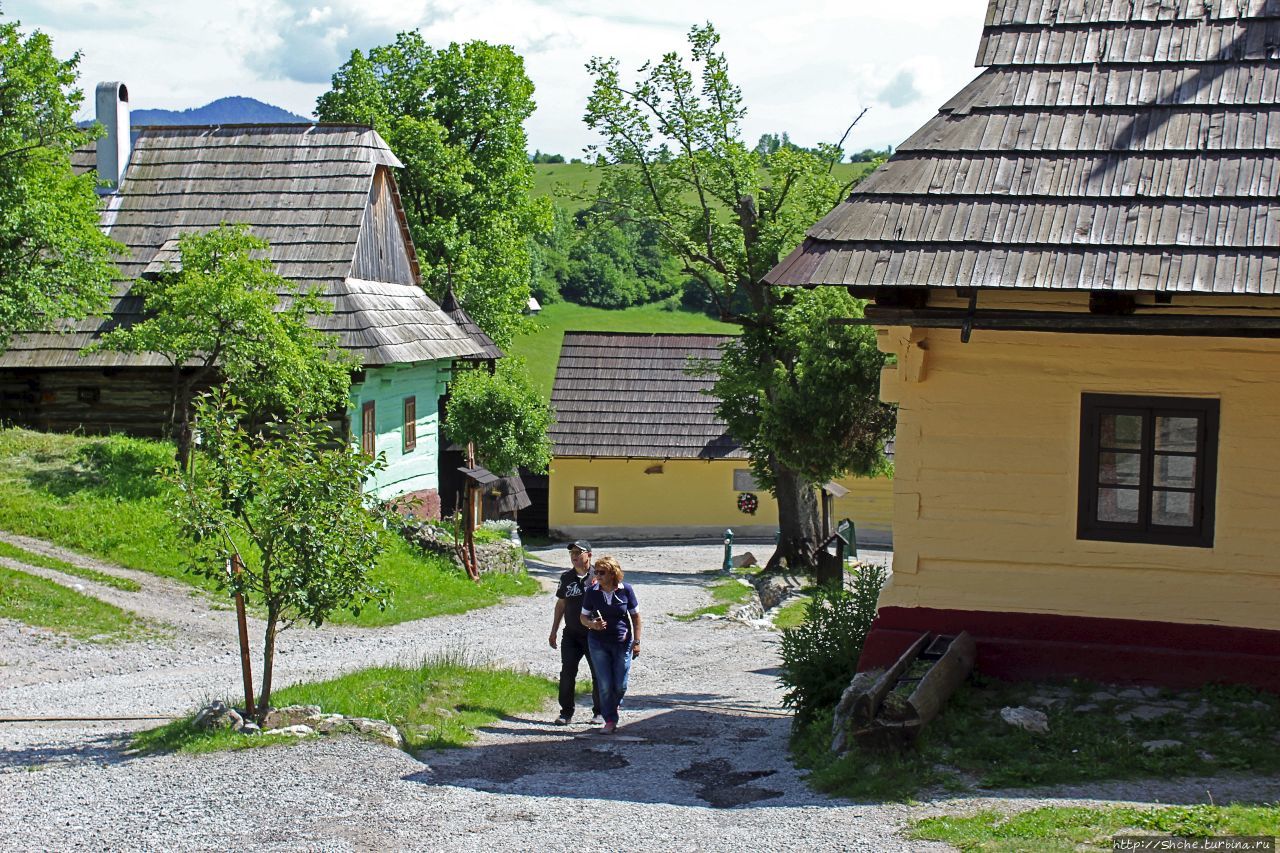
[860,607,1280,692]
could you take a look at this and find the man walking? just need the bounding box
[549,540,602,725]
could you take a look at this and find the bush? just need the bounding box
[778,562,886,725]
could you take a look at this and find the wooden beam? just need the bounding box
[835,308,1280,337]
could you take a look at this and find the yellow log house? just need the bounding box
[766,0,1280,689]
[547,333,893,543]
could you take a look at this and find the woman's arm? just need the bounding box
[630,612,642,658]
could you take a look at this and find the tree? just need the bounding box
[173,391,390,716]
[0,13,118,349]
[316,33,551,348]
[563,201,685,308]
[585,24,894,569]
[443,357,552,477]
[93,224,355,467]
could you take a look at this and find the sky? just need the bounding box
[10,0,991,157]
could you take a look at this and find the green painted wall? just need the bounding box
[350,361,449,500]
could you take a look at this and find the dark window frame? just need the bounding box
[1077,394,1219,548]
[574,486,599,514]
[403,396,417,453]
[361,401,376,457]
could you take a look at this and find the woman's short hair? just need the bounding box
[593,555,623,585]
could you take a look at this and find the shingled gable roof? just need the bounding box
[548,332,745,460]
[440,288,504,361]
[766,0,1280,296]
[0,123,483,369]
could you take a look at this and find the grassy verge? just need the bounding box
[792,677,1280,801]
[0,539,141,592]
[674,575,756,621]
[910,804,1280,851]
[0,565,152,641]
[0,428,537,625]
[134,656,558,754]
[508,301,735,401]
[772,596,809,630]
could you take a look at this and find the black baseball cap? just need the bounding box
[567,539,592,553]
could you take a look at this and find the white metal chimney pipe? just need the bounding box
[94,81,130,192]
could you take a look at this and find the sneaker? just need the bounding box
[589,714,605,726]
[553,716,571,726]
[601,721,616,734]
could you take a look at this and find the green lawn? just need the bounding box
[532,161,877,215]
[135,655,558,753]
[0,539,141,592]
[673,575,756,621]
[911,804,1280,852]
[0,428,537,625]
[510,301,736,400]
[0,564,153,641]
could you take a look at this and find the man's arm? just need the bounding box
[549,598,565,648]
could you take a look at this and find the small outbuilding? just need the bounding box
[547,332,893,543]
[768,0,1280,689]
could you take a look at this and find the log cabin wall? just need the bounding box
[350,167,418,286]
[0,368,186,437]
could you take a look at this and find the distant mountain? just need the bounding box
[129,96,310,126]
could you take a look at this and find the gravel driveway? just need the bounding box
[3,537,1275,852]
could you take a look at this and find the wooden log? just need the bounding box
[850,632,930,728]
[906,630,977,729]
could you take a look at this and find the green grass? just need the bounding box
[792,677,1280,801]
[0,428,537,625]
[134,655,558,754]
[531,161,877,214]
[911,804,1280,852]
[0,539,141,592]
[511,301,736,400]
[674,575,756,621]
[0,564,152,641]
[772,596,809,630]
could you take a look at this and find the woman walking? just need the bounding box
[579,556,642,734]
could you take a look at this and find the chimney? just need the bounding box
[95,81,131,193]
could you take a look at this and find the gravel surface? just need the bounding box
[1,537,1275,851]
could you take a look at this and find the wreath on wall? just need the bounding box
[737,492,759,515]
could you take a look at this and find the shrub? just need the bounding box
[778,562,886,725]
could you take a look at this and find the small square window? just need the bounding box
[574,486,598,514]
[733,469,760,491]
[1078,394,1218,548]
[403,396,417,453]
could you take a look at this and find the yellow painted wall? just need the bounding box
[877,321,1280,632]
[549,456,892,542]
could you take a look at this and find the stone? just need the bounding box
[192,700,239,732]
[263,725,314,738]
[731,552,757,569]
[260,704,322,730]
[1089,691,1118,703]
[347,717,406,750]
[1000,706,1049,734]
[1142,739,1183,753]
[727,596,764,622]
[1072,703,1100,713]
[238,722,261,735]
[313,714,351,734]
[751,574,801,610]
[1026,694,1061,708]
[1116,704,1175,723]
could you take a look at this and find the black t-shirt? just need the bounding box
[556,569,593,635]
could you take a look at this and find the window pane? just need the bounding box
[1098,451,1141,486]
[1155,416,1199,452]
[1100,413,1144,450]
[1097,487,1140,523]
[1153,454,1196,489]
[1152,490,1194,527]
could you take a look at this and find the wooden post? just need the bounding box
[230,554,255,717]
[464,442,480,582]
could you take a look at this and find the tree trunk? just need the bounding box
[257,606,278,719]
[767,459,821,572]
[174,377,195,470]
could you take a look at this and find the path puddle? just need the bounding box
[675,758,783,808]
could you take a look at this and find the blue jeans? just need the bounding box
[587,636,632,724]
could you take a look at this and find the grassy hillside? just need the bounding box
[510,301,736,400]
[532,161,877,214]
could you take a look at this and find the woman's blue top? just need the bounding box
[582,583,639,645]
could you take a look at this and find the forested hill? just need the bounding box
[130,97,309,126]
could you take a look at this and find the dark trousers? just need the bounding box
[559,630,601,719]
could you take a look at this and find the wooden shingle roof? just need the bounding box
[767,0,1280,295]
[549,332,745,460]
[0,124,482,369]
[440,289,504,361]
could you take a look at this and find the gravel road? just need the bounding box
[2,536,1275,852]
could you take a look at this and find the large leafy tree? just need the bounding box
[0,13,118,349]
[94,224,355,468]
[174,390,390,716]
[316,33,550,348]
[444,357,552,477]
[585,24,895,569]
